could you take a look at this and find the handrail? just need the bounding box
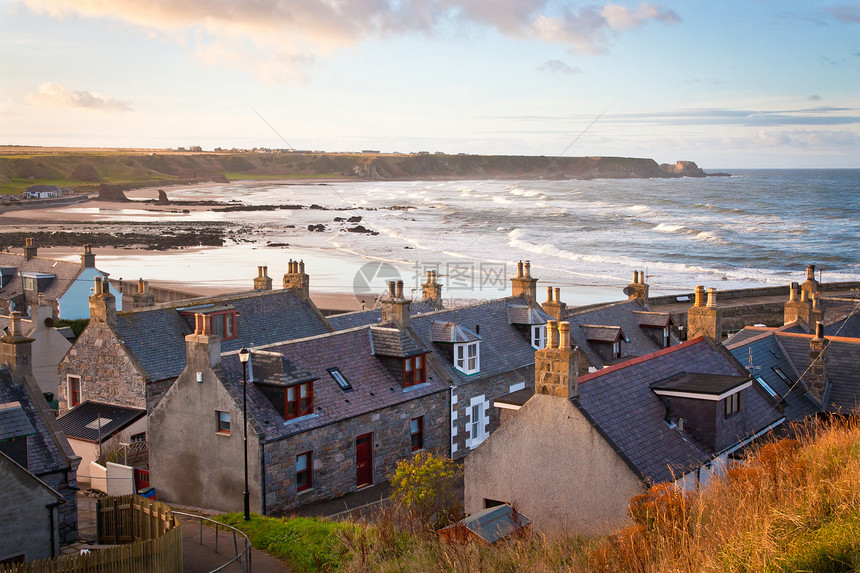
[172,511,253,573]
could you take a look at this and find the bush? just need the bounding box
[390,451,462,531]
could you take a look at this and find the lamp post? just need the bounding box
[239,347,251,521]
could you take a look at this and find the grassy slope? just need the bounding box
[220,416,860,572]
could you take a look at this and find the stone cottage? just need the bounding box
[465,323,783,533]
[149,309,449,514]
[0,240,120,320]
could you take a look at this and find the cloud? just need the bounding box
[808,94,822,101]
[826,4,860,23]
[23,0,681,81]
[27,82,131,111]
[539,59,582,74]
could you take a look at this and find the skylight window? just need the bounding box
[755,375,779,400]
[327,367,353,391]
[772,367,791,384]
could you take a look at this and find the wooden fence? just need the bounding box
[0,495,182,573]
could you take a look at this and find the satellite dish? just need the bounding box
[622,286,634,296]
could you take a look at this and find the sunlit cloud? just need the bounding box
[27,82,132,111]
[23,0,680,82]
[826,4,860,23]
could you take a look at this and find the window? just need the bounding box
[755,375,779,400]
[67,375,82,408]
[286,382,314,420]
[663,326,670,348]
[612,340,621,359]
[327,367,352,391]
[531,324,547,350]
[130,432,147,443]
[296,451,312,492]
[772,367,791,384]
[209,312,237,341]
[403,355,426,387]
[455,342,480,375]
[410,417,424,451]
[724,392,740,418]
[216,411,231,434]
[23,276,36,291]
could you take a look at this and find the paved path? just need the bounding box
[177,513,290,573]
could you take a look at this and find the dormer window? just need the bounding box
[286,382,314,419]
[404,355,426,387]
[724,392,740,418]
[455,342,480,375]
[531,325,547,350]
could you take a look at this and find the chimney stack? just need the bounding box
[687,286,722,342]
[626,270,649,301]
[24,238,37,261]
[185,312,222,370]
[535,321,579,399]
[784,282,812,327]
[510,260,538,301]
[254,265,273,291]
[381,280,410,328]
[80,244,95,268]
[89,276,117,327]
[807,321,828,405]
[542,286,568,321]
[0,311,35,379]
[811,291,823,326]
[132,278,156,308]
[283,259,310,298]
[421,270,443,310]
[801,264,820,299]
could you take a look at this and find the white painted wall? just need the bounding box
[28,305,72,397]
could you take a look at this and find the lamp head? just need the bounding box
[239,347,250,364]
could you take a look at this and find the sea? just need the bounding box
[52,169,860,306]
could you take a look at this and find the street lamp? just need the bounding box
[238,347,251,521]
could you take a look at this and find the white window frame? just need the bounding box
[466,395,489,449]
[531,324,547,350]
[455,342,480,375]
[67,375,82,408]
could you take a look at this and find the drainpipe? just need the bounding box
[47,500,63,557]
[260,441,267,516]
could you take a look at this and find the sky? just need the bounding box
[1,0,859,168]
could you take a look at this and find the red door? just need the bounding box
[356,433,373,487]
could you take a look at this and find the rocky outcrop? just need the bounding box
[96,184,130,202]
[658,161,706,177]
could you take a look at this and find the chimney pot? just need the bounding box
[807,265,815,280]
[814,321,824,339]
[517,260,524,278]
[706,287,717,308]
[524,260,531,278]
[547,320,559,349]
[546,286,553,303]
[94,276,103,296]
[10,311,22,337]
[559,321,571,350]
[633,271,639,284]
[396,280,404,299]
[554,287,561,303]
[694,285,705,307]
[299,260,305,274]
[788,284,797,301]
[801,289,808,302]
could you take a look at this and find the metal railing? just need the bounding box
[172,511,253,573]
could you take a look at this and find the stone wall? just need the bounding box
[40,469,78,545]
[262,389,449,514]
[58,322,147,414]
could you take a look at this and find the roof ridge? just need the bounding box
[579,336,707,383]
[776,331,860,345]
[724,329,775,350]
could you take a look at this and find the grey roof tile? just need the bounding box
[369,327,427,358]
[0,402,36,440]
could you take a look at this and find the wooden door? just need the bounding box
[356,433,373,487]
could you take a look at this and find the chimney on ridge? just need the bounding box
[24,238,37,261]
[807,321,828,406]
[626,270,650,301]
[254,265,273,291]
[0,311,35,379]
[510,260,538,302]
[283,259,309,298]
[89,276,117,328]
[542,286,567,321]
[535,320,579,399]
[381,280,410,328]
[80,244,95,269]
[801,264,820,299]
[686,286,722,342]
[784,282,812,327]
[185,312,222,371]
[132,278,155,308]
[421,270,443,310]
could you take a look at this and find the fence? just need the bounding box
[173,511,253,573]
[0,495,182,573]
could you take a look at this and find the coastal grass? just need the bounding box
[218,415,860,572]
[223,172,345,181]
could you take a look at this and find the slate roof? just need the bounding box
[0,252,87,303]
[576,338,782,483]
[821,298,860,338]
[217,326,448,442]
[777,333,860,415]
[115,288,332,382]
[0,368,71,476]
[0,401,36,440]
[249,351,316,387]
[410,296,542,387]
[369,327,427,358]
[565,299,677,370]
[327,299,440,331]
[726,328,818,421]
[633,311,673,328]
[56,401,145,442]
[441,504,530,544]
[581,325,624,343]
[506,304,552,326]
[430,321,481,343]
